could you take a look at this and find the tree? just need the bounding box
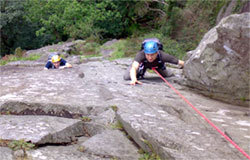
[1,0,178,57]
[25,0,135,40]
[0,0,49,57]
[0,0,26,56]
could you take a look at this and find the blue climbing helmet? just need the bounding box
[143,41,159,54]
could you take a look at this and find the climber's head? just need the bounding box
[144,41,159,62]
[51,55,61,68]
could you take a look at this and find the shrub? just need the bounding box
[8,139,35,156]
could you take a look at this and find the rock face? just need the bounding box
[81,130,140,160]
[0,147,12,160]
[1,35,250,159]
[0,115,85,144]
[183,13,250,107]
[0,58,249,160]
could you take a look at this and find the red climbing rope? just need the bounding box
[152,67,250,159]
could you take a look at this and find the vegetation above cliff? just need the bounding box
[1,0,247,59]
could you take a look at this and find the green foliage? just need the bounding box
[80,54,102,60]
[232,0,247,13]
[172,0,227,52]
[0,54,41,66]
[160,1,183,37]
[48,49,57,52]
[122,38,141,57]
[71,41,101,55]
[25,0,135,41]
[139,152,161,160]
[163,38,186,60]
[91,0,128,38]
[110,105,118,112]
[111,121,124,130]
[82,42,101,55]
[78,146,85,152]
[139,139,161,160]
[2,0,246,60]
[143,139,154,152]
[25,0,70,41]
[8,139,35,155]
[147,69,154,74]
[81,116,92,122]
[240,97,246,102]
[107,40,127,60]
[131,1,169,29]
[0,0,49,57]
[22,0,173,47]
[101,32,185,60]
[0,0,25,56]
[15,47,23,58]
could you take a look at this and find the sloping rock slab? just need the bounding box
[6,61,44,67]
[81,130,140,160]
[116,103,244,160]
[183,13,250,106]
[27,145,107,160]
[0,147,13,160]
[0,58,249,159]
[0,66,107,116]
[0,115,84,144]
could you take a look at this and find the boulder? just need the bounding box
[183,13,250,106]
[0,115,85,144]
[81,130,140,160]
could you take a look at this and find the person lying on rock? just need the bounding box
[123,39,184,85]
[44,54,72,70]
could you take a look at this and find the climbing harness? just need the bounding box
[152,67,250,159]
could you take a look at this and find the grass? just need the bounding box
[139,152,161,160]
[0,54,41,66]
[138,139,161,160]
[102,33,186,61]
[81,116,92,122]
[110,105,118,112]
[72,41,101,56]
[240,97,246,102]
[147,69,154,74]
[48,48,57,52]
[107,40,127,60]
[7,139,35,159]
[80,54,102,59]
[111,121,124,131]
[1,32,187,65]
[8,139,35,152]
[78,146,85,152]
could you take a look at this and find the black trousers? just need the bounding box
[123,66,173,80]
